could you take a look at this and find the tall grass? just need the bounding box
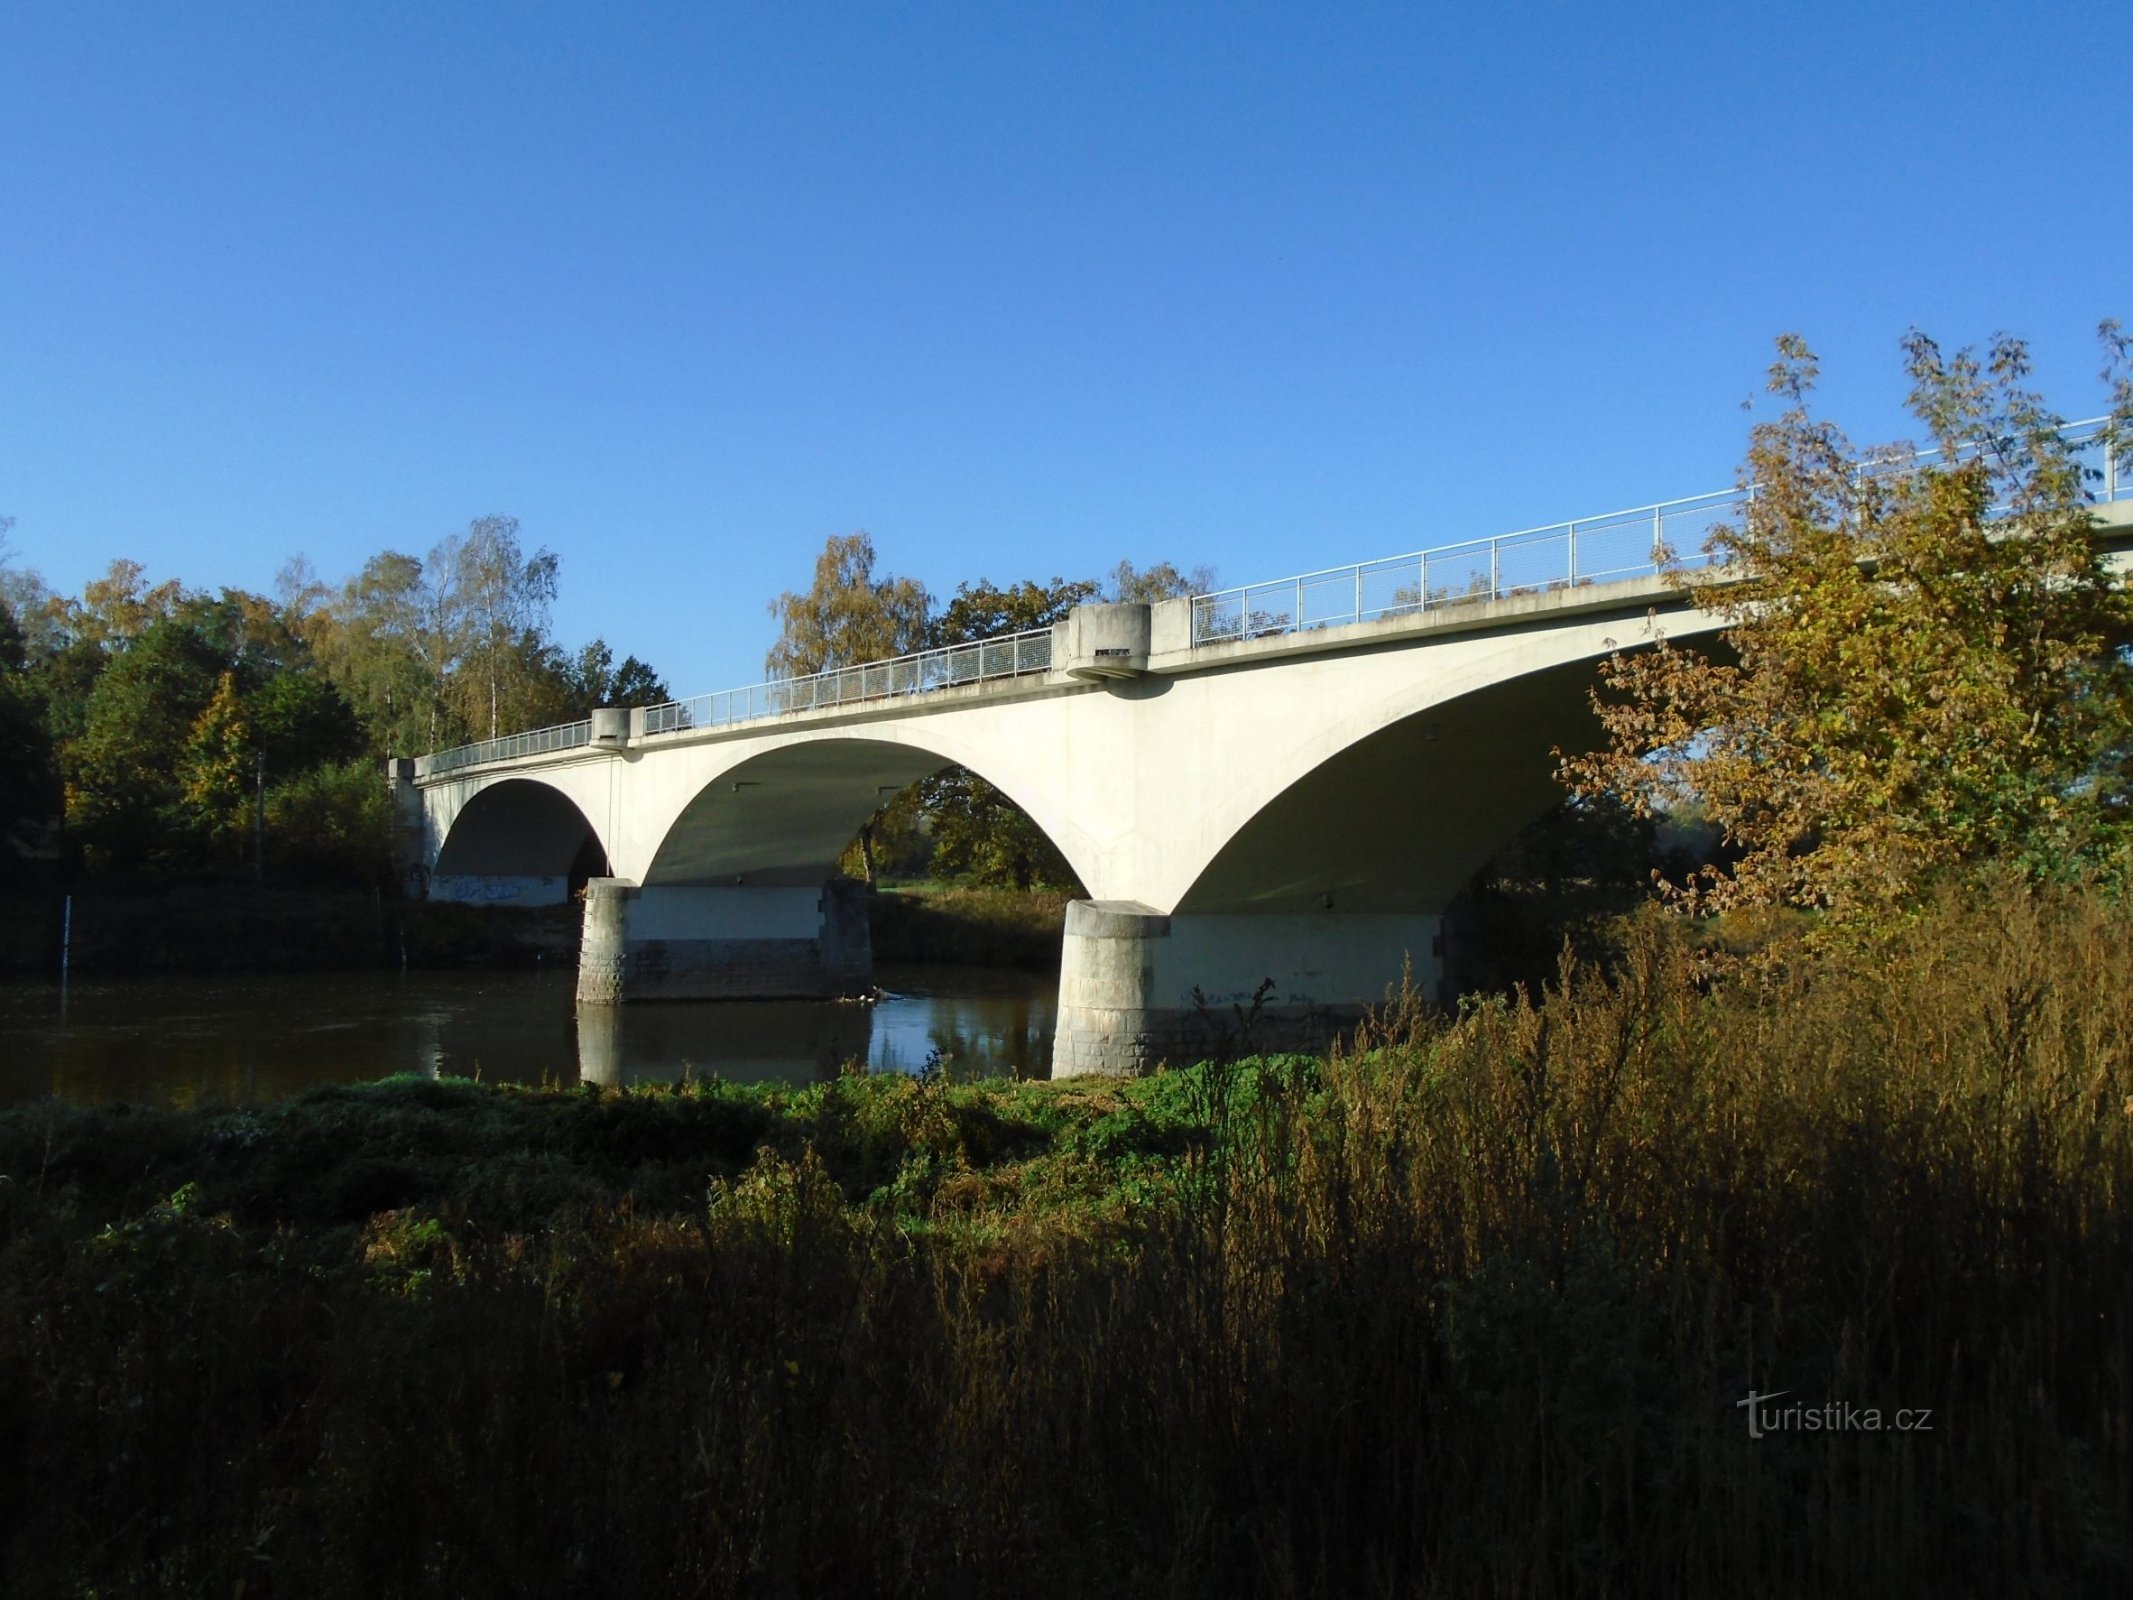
[1,880,2127,1595]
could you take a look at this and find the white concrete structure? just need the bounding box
[397,480,2133,1078]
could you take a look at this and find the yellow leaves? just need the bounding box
[180,671,254,843]
[1562,331,2133,941]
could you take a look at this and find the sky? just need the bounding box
[1,1,2123,706]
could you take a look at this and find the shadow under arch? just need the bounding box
[1170,656,1610,917]
[641,735,1092,889]
[432,778,611,905]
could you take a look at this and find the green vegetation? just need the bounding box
[869,882,1075,967]
[3,880,2128,1594]
[1566,326,2133,939]
[0,518,669,895]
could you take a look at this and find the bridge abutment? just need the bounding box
[576,878,872,1004]
[1051,899,1441,1077]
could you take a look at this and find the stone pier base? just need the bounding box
[1051,900,1442,1078]
[576,877,872,1004]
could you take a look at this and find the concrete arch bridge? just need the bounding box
[397,453,2133,1077]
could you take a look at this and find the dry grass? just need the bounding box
[1,878,2127,1596]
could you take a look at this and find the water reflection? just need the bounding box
[574,1000,871,1090]
[0,965,1056,1108]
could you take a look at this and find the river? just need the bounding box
[0,965,1058,1109]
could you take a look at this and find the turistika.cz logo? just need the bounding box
[1736,1390,1935,1439]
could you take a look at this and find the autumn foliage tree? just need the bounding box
[1562,326,2133,938]
[765,532,930,680]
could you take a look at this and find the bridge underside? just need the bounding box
[1175,658,1605,914]
[430,779,609,906]
[1053,659,1606,1072]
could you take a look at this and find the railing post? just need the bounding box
[1567,520,1578,586]
[1354,565,1363,624]
[1653,505,1664,568]
[1490,540,1499,599]
[1296,576,1305,633]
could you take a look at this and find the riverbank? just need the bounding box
[2,881,2126,1595]
[0,881,1069,976]
[0,887,581,974]
[867,881,1071,968]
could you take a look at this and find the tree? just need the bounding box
[69,616,228,876]
[308,550,449,756]
[913,575,1099,891]
[931,575,1101,643]
[265,759,395,887]
[562,639,670,716]
[433,516,562,740]
[0,523,59,884]
[766,532,929,679]
[1562,326,2133,938]
[58,558,185,649]
[1107,558,1215,604]
[180,670,255,855]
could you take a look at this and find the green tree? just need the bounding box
[69,617,227,876]
[1107,558,1215,603]
[433,515,563,740]
[1563,326,2133,937]
[265,759,395,886]
[0,671,57,884]
[308,550,450,756]
[913,575,1097,891]
[248,669,367,776]
[766,532,929,679]
[561,639,671,715]
[931,575,1101,643]
[0,526,60,883]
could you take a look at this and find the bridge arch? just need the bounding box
[431,777,611,906]
[1170,655,1611,916]
[639,732,1096,890]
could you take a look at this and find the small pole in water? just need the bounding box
[59,894,72,998]
[253,749,266,881]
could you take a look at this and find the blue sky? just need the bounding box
[1,1,2122,704]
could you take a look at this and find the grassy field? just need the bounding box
[1,881,2127,1595]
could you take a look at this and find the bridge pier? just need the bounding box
[576,878,872,1004]
[1051,899,1442,1078]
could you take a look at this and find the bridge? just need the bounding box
[392,425,2132,1077]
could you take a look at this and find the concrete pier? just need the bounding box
[576,878,872,1004]
[1050,899,1442,1077]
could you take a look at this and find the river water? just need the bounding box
[0,965,1057,1109]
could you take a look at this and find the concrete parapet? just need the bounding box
[1051,899,1443,1077]
[1060,603,1153,680]
[576,877,872,1005]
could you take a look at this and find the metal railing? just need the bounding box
[1191,418,2128,647]
[641,627,1055,736]
[424,719,592,776]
